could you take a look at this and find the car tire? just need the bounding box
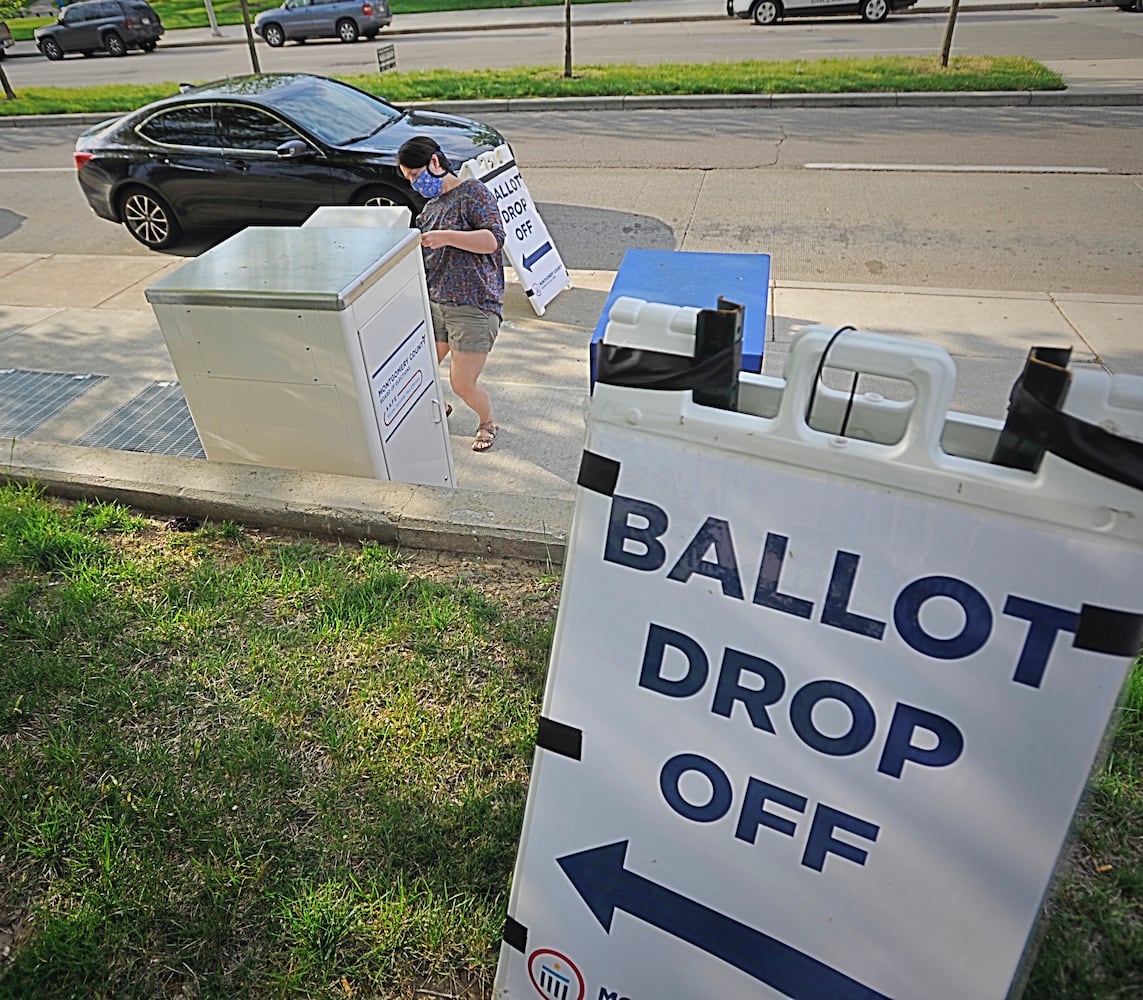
[751,0,780,24]
[41,37,64,60]
[337,18,359,42]
[120,188,181,250]
[860,0,889,20]
[105,32,127,57]
[140,40,156,52]
[726,0,735,13]
[364,30,378,39]
[262,22,285,47]
[355,186,415,212]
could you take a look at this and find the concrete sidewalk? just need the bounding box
[2,249,1141,560]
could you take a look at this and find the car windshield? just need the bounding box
[258,76,402,147]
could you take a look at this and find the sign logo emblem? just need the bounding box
[527,949,585,1000]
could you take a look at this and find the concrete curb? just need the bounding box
[3,87,1139,128]
[1,440,572,564]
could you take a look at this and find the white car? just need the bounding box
[727,0,918,25]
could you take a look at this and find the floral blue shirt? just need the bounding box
[417,178,506,317]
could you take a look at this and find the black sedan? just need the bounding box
[74,73,505,249]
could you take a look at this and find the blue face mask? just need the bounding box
[411,166,445,199]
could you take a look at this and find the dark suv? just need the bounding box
[34,0,163,60]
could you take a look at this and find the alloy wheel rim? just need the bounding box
[125,195,169,246]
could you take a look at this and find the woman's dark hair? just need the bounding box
[397,136,452,173]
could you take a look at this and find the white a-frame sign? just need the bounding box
[459,144,572,316]
[494,300,1143,1000]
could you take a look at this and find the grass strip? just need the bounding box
[0,483,1139,997]
[0,56,1063,116]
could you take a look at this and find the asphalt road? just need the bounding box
[2,6,1142,86]
[1,105,1141,292]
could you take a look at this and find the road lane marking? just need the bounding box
[804,163,1109,173]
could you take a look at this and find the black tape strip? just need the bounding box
[993,348,1143,491]
[537,716,583,760]
[577,451,620,497]
[480,159,518,183]
[596,342,738,394]
[1074,604,1143,656]
[503,916,527,953]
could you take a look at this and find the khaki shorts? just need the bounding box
[430,302,500,354]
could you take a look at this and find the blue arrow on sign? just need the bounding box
[557,841,892,1000]
[522,242,553,272]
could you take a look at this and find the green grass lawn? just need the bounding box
[0,483,1139,997]
[0,56,1064,115]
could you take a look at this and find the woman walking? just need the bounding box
[398,136,505,452]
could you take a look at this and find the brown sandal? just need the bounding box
[472,421,498,452]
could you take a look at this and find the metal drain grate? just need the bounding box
[0,368,108,439]
[74,381,205,459]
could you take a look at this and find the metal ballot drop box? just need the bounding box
[145,225,454,488]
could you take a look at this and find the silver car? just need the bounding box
[254,0,391,46]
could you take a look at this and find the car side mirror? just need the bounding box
[276,139,315,160]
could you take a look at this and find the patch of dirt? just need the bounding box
[0,907,33,969]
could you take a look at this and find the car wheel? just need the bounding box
[262,22,285,47]
[751,0,780,24]
[120,188,181,250]
[337,18,359,42]
[140,40,156,52]
[41,37,64,60]
[355,186,414,211]
[105,32,127,57]
[364,30,378,39]
[860,0,889,20]
[726,0,735,13]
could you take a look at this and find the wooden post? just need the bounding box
[0,61,15,102]
[238,0,261,74]
[939,0,960,69]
